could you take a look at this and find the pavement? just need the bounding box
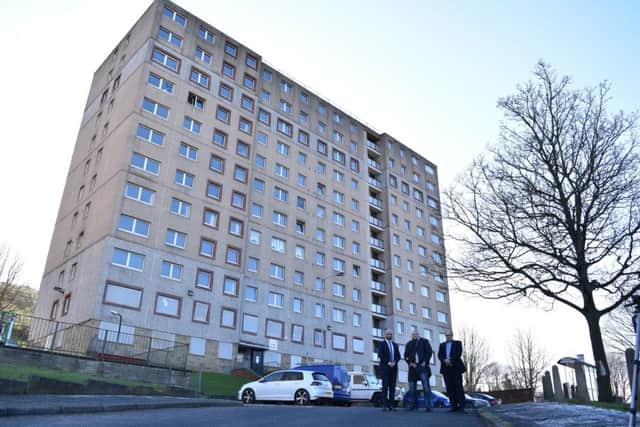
[0,394,240,417]
[478,402,634,426]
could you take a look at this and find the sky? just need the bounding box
[0,0,638,368]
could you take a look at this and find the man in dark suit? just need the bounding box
[378,328,401,411]
[404,330,433,411]
[437,331,466,412]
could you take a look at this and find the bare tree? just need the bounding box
[603,306,635,353]
[485,362,505,391]
[509,329,549,390]
[608,351,630,401]
[444,61,640,401]
[0,243,26,312]
[458,326,491,391]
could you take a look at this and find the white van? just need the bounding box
[348,371,403,405]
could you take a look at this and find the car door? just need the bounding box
[255,371,284,401]
[282,371,305,401]
[350,374,366,400]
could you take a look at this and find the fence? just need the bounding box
[0,311,188,370]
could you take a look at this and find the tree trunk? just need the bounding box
[585,312,613,402]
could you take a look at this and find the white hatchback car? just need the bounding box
[238,369,334,405]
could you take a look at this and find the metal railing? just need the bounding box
[367,141,381,152]
[371,304,387,315]
[368,216,384,228]
[371,280,386,293]
[368,196,383,209]
[0,312,188,370]
[369,258,386,270]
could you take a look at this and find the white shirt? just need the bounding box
[445,341,452,359]
[387,339,394,360]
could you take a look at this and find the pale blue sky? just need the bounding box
[0,0,638,365]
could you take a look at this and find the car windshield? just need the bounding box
[313,373,330,382]
[365,374,379,385]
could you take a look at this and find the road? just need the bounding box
[0,404,485,427]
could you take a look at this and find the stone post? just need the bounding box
[574,363,589,401]
[542,371,554,400]
[552,365,564,401]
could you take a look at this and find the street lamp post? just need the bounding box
[110,310,122,344]
[319,271,345,346]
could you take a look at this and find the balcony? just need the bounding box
[368,216,384,229]
[371,303,388,317]
[367,158,382,171]
[367,141,380,153]
[369,237,385,250]
[367,177,384,190]
[368,196,383,210]
[372,328,384,339]
[369,258,385,271]
[370,280,386,294]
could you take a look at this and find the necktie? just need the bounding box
[388,340,393,361]
[415,340,419,363]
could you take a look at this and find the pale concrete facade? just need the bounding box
[34,0,452,386]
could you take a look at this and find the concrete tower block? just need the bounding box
[552,365,564,401]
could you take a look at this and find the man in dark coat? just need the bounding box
[404,330,433,411]
[378,328,401,411]
[437,331,466,412]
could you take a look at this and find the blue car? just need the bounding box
[402,389,451,409]
[296,364,351,405]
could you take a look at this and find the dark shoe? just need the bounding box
[389,407,395,411]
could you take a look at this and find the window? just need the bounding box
[187,92,205,110]
[333,212,345,226]
[251,203,263,218]
[165,229,187,249]
[421,286,430,298]
[428,197,439,209]
[226,246,241,265]
[222,61,235,78]
[271,237,286,253]
[294,245,305,259]
[125,182,155,205]
[239,117,252,134]
[333,191,345,204]
[220,307,237,328]
[249,229,261,245]
[298,152,307,165]
[61,294,71,316]
[160,261,182,281]
[194,46,212,64]
[198,26,214,42]
[258,109,271,125]
[298,174,306,186]
[314,329,325,347]
[213,129,227,148]
[103,283,142,309]
[291,324,304,343]
[170,198,191,218]
[353,288,361,302]
[162,5,186,25]
[223,276,239,296]
[260,89,271,103]
[437,311,449,323]
[333,235,345,249]
[295,220,305,234]
[152,47,180,72]
[294,271,304,286]
[243,313,259,334]
[395,298,403,311]
[142,98,169,119]
[332,282,345,297]
[158,26,182,47]
[296,196,306,209]
[189,67,210,89]
[396,321,405,335]
[280,80,293,94]
[273,186,288,202]
[216,106,231,123]
[274,163,289,178]
[203,208,219,229]
[236,140,250,158]
[228,217,244,236]
[432,252,443,265]
[316,228,326,241]
[272,211,287,226]
[118,214,149,237]
[432,234,442,245]
[199,238,216,258]
[332,149,345,165]
[224,41,238,57]
[241,95,255,112]
[192,301,210,324]
[233,165,248,183]
[243,74,257,90]
[436,291,447,303]
[131,154,155,178]
[179,142,198,161]
[218,83,233,101]
[277,119,293,137]
[315,252,325,266]
[111,248,144,271]
[246,53,258,69]
[155,293,181,318]
[318,122,326,133]
[147,73,174,93]
[209,155,224,174]
[332,333,346,351]
[206,181,222,200]
[245,286,258,302]
[332,131,343,144]
[333,308,346,323]
[247,257,259,272]
[175,170,194,189]
[299,111,308,125]
[266,319,284,339]
[262,69,272,81]
[253,178,265,192]
[270,263,285,280]
[196,269,213,290]
[279,99,292,113]
[268,292,284,308]
[317,140,328,156]
[183,116,201,134]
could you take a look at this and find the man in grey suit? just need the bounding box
[404,330,433,411]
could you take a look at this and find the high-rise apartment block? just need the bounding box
[34,0,451,386]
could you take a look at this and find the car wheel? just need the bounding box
[241,389,256,404]
[435,401,444,408]
[294,389,310,405]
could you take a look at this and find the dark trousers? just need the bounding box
[442,369,465,408]
[381,367,397,408]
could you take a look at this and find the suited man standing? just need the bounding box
[378,328,401,411]
[404,330,433,411]
[437,331,466,412]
